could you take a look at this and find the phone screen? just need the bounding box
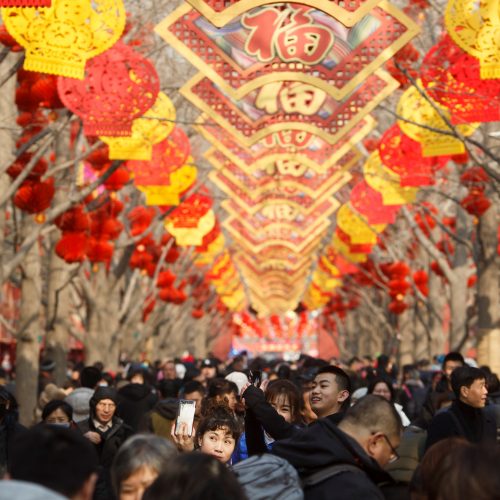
[175,400,196,436]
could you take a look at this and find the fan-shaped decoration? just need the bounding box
[421,35,500,124]
[378,124,448,186]
[350,180,401,224]
[445,0,500,79]
[397,81,478,156]
[166,209,216,246]
[58,42,160,136]
[336,203,386,245]
[2,0,126,79]
[101,92,176,160]
[364,150,418,205]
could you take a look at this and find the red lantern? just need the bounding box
[127,206,156,236]
[55,233,88,263]
[191,308,204,319]
[350,181,401,225]
[460,167,489,190]
[157,270,176,288]
[460,189,491,217]
[58,42,160,137]
[378,124,448,186]
[30,74,63,109]
[389,300,408,315]
[13,177,54,213]
[90,217,123,241]
[388,279,411,298]
[421,35,500,124]
[7,153,47,180]
[413,270,429,297]
[54,205,89,232]
[102,167,130,192]
[86,237,114,264]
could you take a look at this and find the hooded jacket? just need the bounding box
[117,383,158,432]
[272,417,393,500]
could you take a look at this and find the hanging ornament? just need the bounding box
[378,124,448,186]
[445,0,500,79]
[421,35,500,124]
[350,180,401,225]
[55,232,88,263]
[336,203,386,245]
[101,92,176,160]
[397,81,478,156]
[58,42,160,136]
[2,0,125,79]
[13,177,55,213]
[364,150,418,205]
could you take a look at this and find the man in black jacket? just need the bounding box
[272,395,402,499]
[425,365,496,450]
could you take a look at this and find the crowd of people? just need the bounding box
[0,350,499,499]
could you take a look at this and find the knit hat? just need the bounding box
[89,387,118,417]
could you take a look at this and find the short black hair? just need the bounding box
[316,366,352,393]
[158,379,180,399]
[80,366,102,389]
[196,405,242,444]
[207,378,238,399]
[41,399,73,422]
[180,380,205,397]
[9,426,98,497]
[451,366,486,398]
[442,352,465,369]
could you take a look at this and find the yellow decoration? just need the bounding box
[136,164,197,206]
[165,209,216,246]
[364,151,418,205]
[101,92,176,160]
[333,233,369,263]
[319,256,340,277]
[337,204,386,245]
[397,81,479,156]
[2,0,126,79]
[445,0,500,79]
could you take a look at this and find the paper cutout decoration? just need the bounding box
[421,35,500,124]
[350,180,401,224]
[2,0,126,79]
[101,92,176,160]
[58,42,160,136]
[0,0,50,5]
[397,81,478,157]
[445,0,500,79]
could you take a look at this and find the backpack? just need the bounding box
[232,454,304,500]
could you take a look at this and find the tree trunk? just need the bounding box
[45,126,73,385]
[449,205,470,350]
[476,197,500,373]
[16,216,42,426]
[84,266,122,370]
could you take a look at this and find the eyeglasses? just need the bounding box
[382,434,399,463]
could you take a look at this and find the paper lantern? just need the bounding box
[445,0,500,79]
[102,167,130,191]
[86,237,114,264]
[101,92,176,160]
[378,124,448,186]
[127,206,156,236]
[58,42,160,136]
[350,181,401,225]
[2,0,125,79]
[54,204,89,232]
[461,189,491,217]
[165,209,216,246]
[421,35,500,124]
[364,151,418,205]
[7,153,47,180]
[13,177,54,213]
[389,300,408,315]
[397,81,478,156]
[157,270,176,288]
[55,232,87,263]
[137,164,197,206]
[127,133,191,186]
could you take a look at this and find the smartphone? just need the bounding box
[175,400,196,436]
[249,370,262,388]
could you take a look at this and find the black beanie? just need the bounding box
[89,387,118,417]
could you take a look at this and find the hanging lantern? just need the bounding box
[364,151,418,205]
[7,153,48,180]
[55,232,88,263]
[58,42,160,136]
[336,204,386,245]
[445,0,500,79]
[86,237,114,264]
[54,204,89,232]
[378,124,448,186]
[101,92,176,161]
[127,131,191,186]
[102,166,130,191]
[397,81,478,156]
[13,177,55,213]
[460,189,491,217]
[127,206,156,236]
[421,35,500,124]
[350,181,401,225]
[165,209,216,246]
[2,0,125,79]
[389,300,408,315]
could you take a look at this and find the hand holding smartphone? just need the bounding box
[175,400,196,437]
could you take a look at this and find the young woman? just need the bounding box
[41,400,75,429]
[171,404,242,465]
[368,377,411,426]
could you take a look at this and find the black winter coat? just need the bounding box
[425,399,496,451]
[78,416,133,500]
[272,417,393,500]
[117,383,158,432]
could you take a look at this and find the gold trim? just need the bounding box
[182,70,398,146]
[155,2,419,100]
